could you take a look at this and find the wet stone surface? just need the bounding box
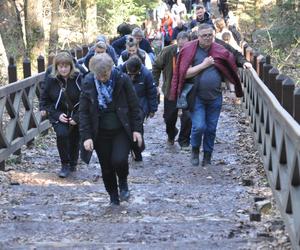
[0,96,291,249]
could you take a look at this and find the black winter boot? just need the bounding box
[69,161,77,172]
[119,178,130,201]
[70,164,77,172]
[109,192,120,205]
[58,165,71,178]
[191,147,200,166]
[202,152,212,166]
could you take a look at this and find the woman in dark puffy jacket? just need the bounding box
[41,52,82,178]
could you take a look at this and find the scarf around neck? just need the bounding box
[94,68,116,109]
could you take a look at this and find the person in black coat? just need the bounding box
[40,52,82,178]
[120,56,158,161]
[79,53,143,205]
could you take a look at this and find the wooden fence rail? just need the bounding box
[244,45,300,124]
[242,44,300,250]
[0,72,50,170]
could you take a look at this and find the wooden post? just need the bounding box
[23,57,35,148]
[274,74,286,103]
[246,47,253,62]
[8,57,17,83]
[268,68,279,95]
[282,77,295,116]
[263,55,272,88]
[82,45,89,57]
[37,55,45,100]
[76,47,83,59]
[242,42,248,56]
[38,55,48,136]
[294,88,300,124]
[258,56,266,80]
[37,55,45,73]
[252,51,258,71]
[23,57,31,79]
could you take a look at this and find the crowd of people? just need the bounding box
[39,0,252,206]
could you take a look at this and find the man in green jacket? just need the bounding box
[152,31,191,147]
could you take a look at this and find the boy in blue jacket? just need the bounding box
[120,56,158,161]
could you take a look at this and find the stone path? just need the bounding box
[0,96,291,249]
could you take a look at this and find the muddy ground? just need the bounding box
[0,95,291,250]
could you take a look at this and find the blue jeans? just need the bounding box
[190,95,222,153]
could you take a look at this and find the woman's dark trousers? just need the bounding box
[53,122,80,167]
[94,129,131,196]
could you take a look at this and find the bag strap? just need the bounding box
[57,79,74,112]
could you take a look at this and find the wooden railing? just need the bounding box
[241,44,300,250]
[0,72,49,170]
[243,45,300,123]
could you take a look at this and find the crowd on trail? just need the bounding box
[39,0,253,206]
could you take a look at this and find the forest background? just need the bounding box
[0,0,299,85]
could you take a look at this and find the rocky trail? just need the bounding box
[0,96,291,249]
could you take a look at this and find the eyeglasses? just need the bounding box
[199,33,213,38]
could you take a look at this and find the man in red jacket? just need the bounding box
[170,23,243,166]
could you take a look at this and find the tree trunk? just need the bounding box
[24,0,45,58]
[80,0,97,44]
[48,0,60,53]
[0,0,26,60]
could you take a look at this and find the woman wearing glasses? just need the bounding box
[79,53,143,205]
